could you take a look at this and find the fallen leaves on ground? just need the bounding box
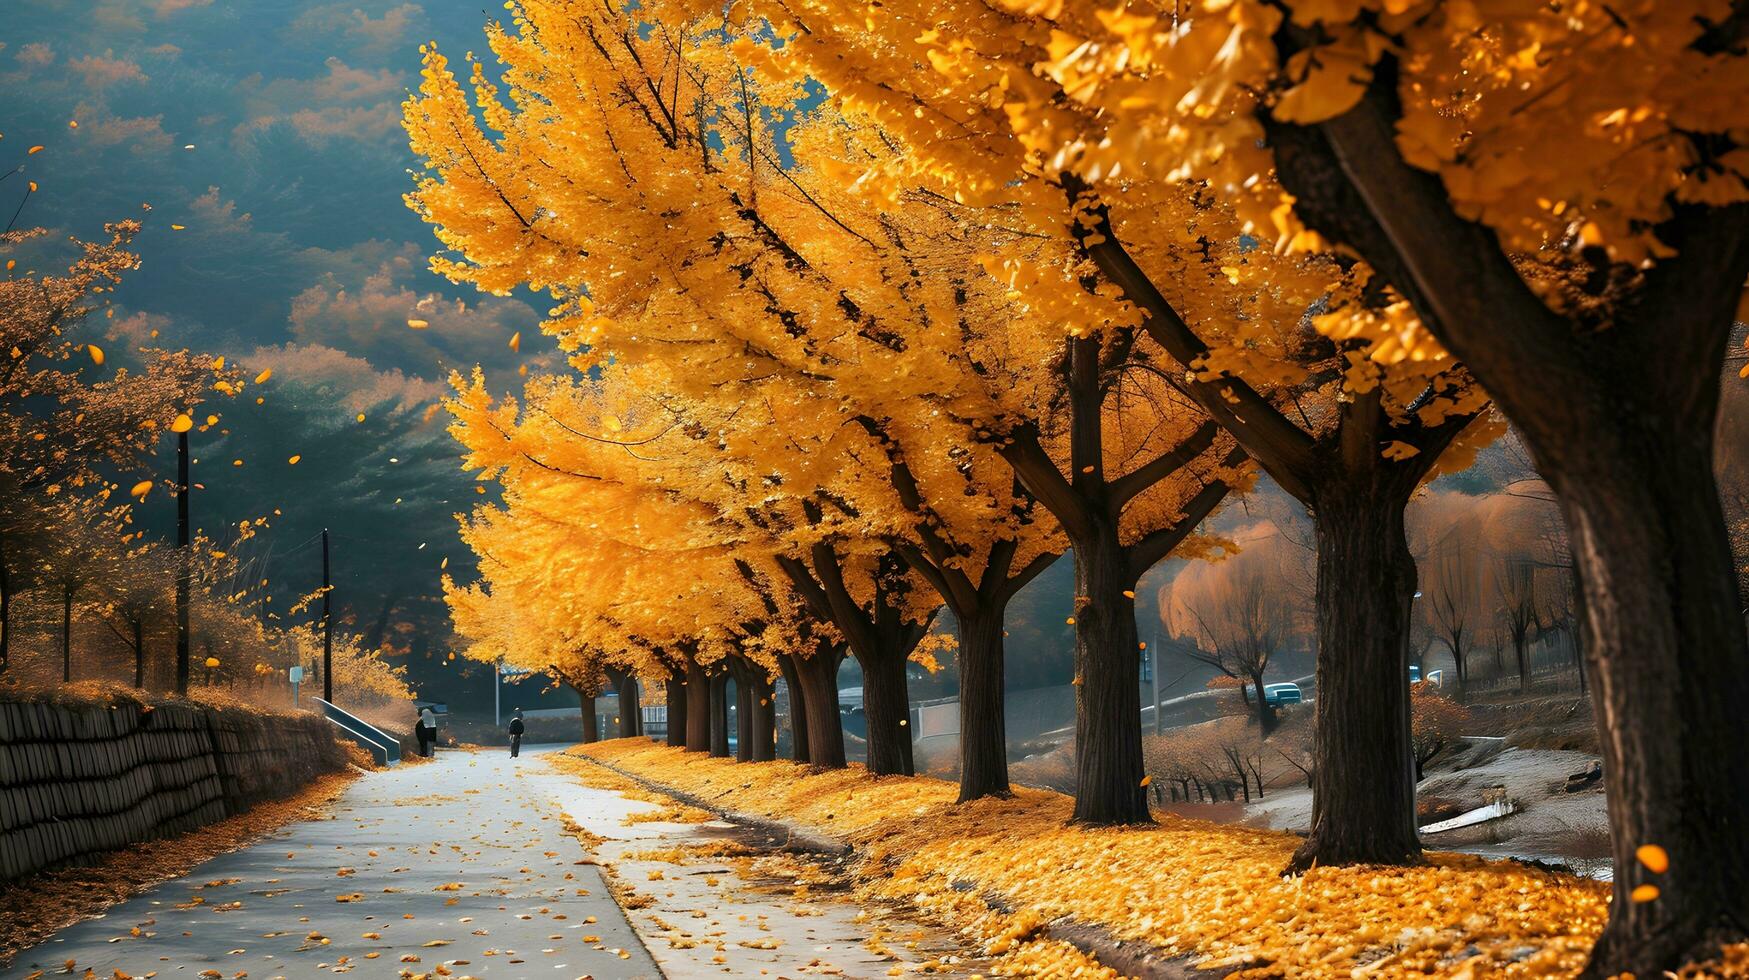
[562,741,1623,978]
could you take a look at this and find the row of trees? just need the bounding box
[412,1,1749,973]
[0,164,409,712]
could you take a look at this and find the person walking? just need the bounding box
[508,709,525,758]
[417,705,438,758]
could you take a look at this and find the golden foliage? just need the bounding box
[569,739,1612,977]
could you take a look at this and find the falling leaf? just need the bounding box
[1636,844,1669,874]
[172,414,194,433]
[130,480,154,499]
[213,355,225,370]
[508,331,521,351]
[204,657,220,668]
[232,459,243,467]
[87,345,104,366]
[171,224,186,231]
[254,368,272,384]
[356,413,366,423]
[68,120,77,128]
[408,319,430,329]
[1631,884,1660,903]
[27,145,43,155]
[1139,775,1152,787]
[28,181,37,192]
[288,455,301,465]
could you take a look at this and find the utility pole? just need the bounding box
[1150,630,1162,736]
[322,528,333,703]
[174,427,191,695]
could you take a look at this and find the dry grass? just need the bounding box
[0,769,358,965]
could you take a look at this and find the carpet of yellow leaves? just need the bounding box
[566,740,1619,978]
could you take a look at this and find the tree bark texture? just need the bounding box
[956,607,1010,802]
[1069,516,1149,824]
[664,674,687,748]
[733,665,755,763]
[794,644,846,768]
[778,654,811,764]
[685,658,710,752]
[708,669,731,758]
[1288,476,1422,871]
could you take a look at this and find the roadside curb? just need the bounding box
[569,751,1231,980]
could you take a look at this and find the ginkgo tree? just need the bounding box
[868,2,1749,972]
[403,0,1268,821]
[630,0,1497,859]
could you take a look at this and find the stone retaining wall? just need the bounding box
[0,693,348,882]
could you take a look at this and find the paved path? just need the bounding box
[4,746,659,980]
[526,764,980,978]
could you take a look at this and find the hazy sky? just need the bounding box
[4,0,552,699]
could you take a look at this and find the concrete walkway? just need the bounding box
[4,746,659,980]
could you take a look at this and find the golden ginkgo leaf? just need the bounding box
[27,145,44,154]
[408,319,430,329]
[255,368,272,384]
[172,414,194,433]
[88,345,104,365]
[171,224,186,230]
[288,455,302,465]
[213,355,225,369]
[130,480,154,499]
[508,331,521,351]
[204,657,220,668]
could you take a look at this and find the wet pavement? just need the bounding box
[4,745,659,980]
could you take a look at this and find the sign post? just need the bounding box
[289,665,305,708]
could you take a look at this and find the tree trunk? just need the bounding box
[733,665,754,763]
[749,671,776,762]
[794,645,846,768]
[708,670,731,758]
[132,617,145,689]
[1570,572,1589,696]
[1547,436,1749,978]
[1514,635,1530,693]
[579,689,599,743]
[1250,668,1276,735]
[778,654,810,764]
[664,674,687,748]
[684,658,710,752]
[621,676,642,738]
[859,645,914,776]
[1070,517,1149,825]
[1287,480,1422,872]
[61,584,74,683]
[956,606,1010,802]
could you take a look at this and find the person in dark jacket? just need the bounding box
[508,709,525,758]
[416,706,438,757]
